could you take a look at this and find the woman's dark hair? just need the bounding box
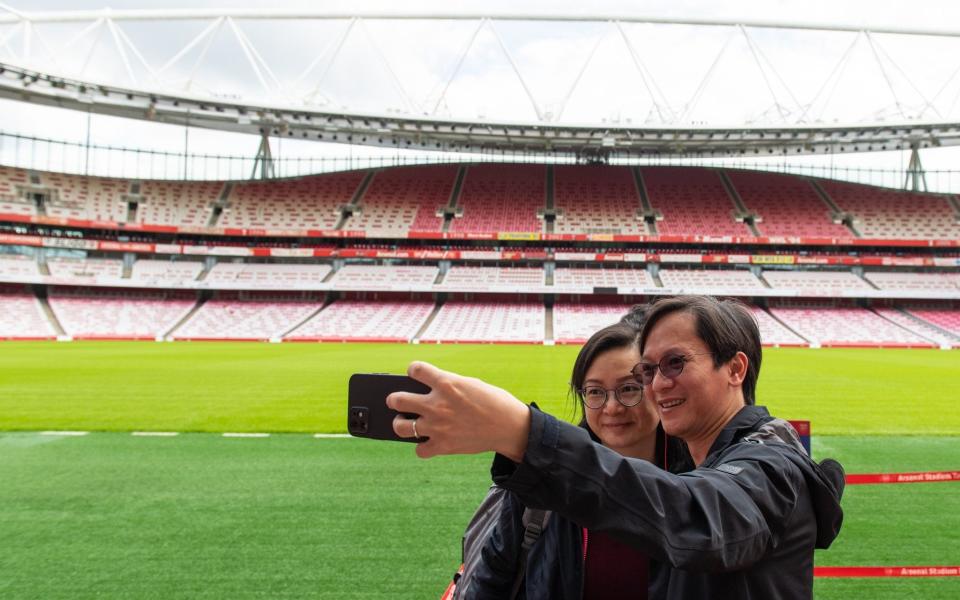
[569,307,646,426]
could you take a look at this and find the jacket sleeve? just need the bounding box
[461,490,526,600]
[492,408,806,573]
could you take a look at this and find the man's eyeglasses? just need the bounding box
[578,383,644,409]
[632,352,713,386]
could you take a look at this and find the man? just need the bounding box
[388,296,844,599]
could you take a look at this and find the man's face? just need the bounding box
[640,311,733,442]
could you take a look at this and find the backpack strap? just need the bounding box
[508,508,552,599]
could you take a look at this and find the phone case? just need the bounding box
[347,373,431,442]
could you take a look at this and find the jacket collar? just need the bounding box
[703,404,773,461]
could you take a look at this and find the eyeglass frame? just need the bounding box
[631,352,714,386]
[576,381,645,410]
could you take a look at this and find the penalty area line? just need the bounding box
[132,431,179,437]
[313,433,351,439]
[222,432,271,438]
[39,430,89,436]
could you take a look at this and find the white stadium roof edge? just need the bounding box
[3,8,960,157]
[4,62,958,159]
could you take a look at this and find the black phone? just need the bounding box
[347,373,431,442]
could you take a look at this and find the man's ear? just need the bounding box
[727,351,749,386]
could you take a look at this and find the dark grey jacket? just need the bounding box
[491,405,845,600]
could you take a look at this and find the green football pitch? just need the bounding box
[0,341,958,599]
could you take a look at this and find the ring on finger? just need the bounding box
[411,418,419,439]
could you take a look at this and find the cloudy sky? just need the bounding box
[2,0,960,187]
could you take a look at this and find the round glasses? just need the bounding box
[578,382,644,409]
[632,352,713,386]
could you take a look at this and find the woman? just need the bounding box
[458,310,691,600]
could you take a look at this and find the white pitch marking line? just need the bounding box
[222,432,270,438]
[313,433,351,438]
[39,430,89,436]
[132,431,179,437]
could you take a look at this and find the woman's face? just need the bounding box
[582,345,660,459]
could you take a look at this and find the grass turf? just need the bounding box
[0,433,957,599]
[0,342,957,434]
[0,341,958,598]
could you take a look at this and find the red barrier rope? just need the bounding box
[846,470,960,485]
[815,566,960,577]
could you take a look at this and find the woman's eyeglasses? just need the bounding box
[632,352,712,386]
[578,383,644,409]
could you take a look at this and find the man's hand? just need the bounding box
[387,361,531,461]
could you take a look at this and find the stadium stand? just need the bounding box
[0,286,56,339]
[41,172,129,222]
[905,307,960,339]
[449,164,545,234]
[750,305,808,347]
[658,268,765,294]
[326,264,439,290]
[0,166,34,216]
[204,262,333,289]
[137,180,223,227]
[553,267,655,293]
[725,170,850,237]
[818,179,960,239]
[219,171,364,229]
[130,259,205,287]
[46,257,124,284]
[47,288,197,340]
[419,301,544,343]
[437,266,545,291]
[553,165,646,235]
[552,302,632,344]
[863,271,960,294]
[286,300,435,342]
[171,293,323,341]
[873,307,960,348]
[0,254,40,280]
[762,270,874,295]
[345,164,456,235]
[768,305,936,347]
[640,167,751,236]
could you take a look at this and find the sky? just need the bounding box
[2,0,960,188]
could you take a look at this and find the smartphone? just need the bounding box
[347,373,431,442]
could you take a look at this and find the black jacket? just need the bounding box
[464,427,692,600]
[491,405,845,600]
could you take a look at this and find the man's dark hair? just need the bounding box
[638,296,762,405]
[570,319,643,424]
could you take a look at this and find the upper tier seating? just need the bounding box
[47,288,196,339]
[553,165,645,235]
[437,266,545,291]
[419,301,544,343]
[873,307,960,348]
[553,267,655,292]
[863,271,959,294]
[0,254,40,280]
[137,180,223,227]
[41,172,129,222]
[0,166,35,216]
[905,308,960,338]
[450,164,545,234]
[326,265,439,290]
[172,294,322,340]
[818,179,960,240]
[287,300,435,341]
[641,167,750,236]
[769,305,934,347]
[552,302,631,344]
[762,270,873,294]
[0,288,55,338]
[220,171,364,229]
[204,262,333,289]
[726,170,850,237]
[46,257,124,284]
[346,164,455,235]
[750,305,808,347]
[658,269,765,294]
[130,259,205,287]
